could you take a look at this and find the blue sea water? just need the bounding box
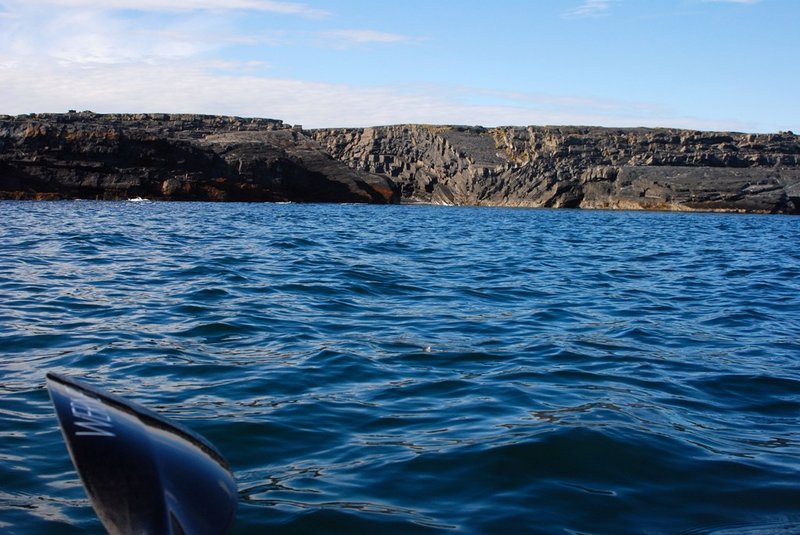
[1,201,799,534]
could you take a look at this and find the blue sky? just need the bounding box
[0,0,797,132]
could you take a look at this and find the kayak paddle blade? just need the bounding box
[46,372,237,535]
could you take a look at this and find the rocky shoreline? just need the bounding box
[2,112,799,213]
[314,124,800,213]
[0,112,397,204]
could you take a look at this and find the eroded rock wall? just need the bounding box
[2,113,799,212]
[312,125,800,213]
[0,112,398,203]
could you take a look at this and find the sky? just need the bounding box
[0,0,797,132]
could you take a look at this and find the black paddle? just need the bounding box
[46,372,237,535]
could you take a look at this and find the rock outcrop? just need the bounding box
[312,125,800,213]
[2,113,799,213]
[0,112,398,203]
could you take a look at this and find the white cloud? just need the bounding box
[0,0,328,67]
[0,0,774,132]
[0,60,758,132]
[19,0,330,17]
[0,3,247,66]
[59,15,185,64]
[563,0,615,19]
[320,29,419,46]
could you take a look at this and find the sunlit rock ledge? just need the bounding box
[313,124,800,214]
[1,112,798,213]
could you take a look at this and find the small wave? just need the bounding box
[679,517,800,534]
[2,203,799,534]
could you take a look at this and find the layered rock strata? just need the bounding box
[2,112,799,213]
[0,112,398,203]
[312,125,800,213]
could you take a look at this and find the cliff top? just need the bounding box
[0,111,289,131]
[1,112,797,140]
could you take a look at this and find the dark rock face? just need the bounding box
[312,125,800,213]
[2,113,799,213]
[0,112,398,203]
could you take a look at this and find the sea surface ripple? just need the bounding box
[1,201,799,534]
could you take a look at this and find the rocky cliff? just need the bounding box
[0,112,397,203]
[312,125,800,213]
[2,113,799,213]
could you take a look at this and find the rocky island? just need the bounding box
[1,112,799,213]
